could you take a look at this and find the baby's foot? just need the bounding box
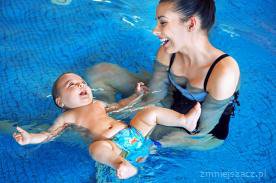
[184,102,201,132]
[116,160,137,179]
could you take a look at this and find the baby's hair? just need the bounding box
[52,72,74,108]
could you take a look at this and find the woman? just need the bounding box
[87,0,240,150]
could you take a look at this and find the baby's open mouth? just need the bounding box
[79,90,88,96]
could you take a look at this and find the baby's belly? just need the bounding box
[107,121,128,137]
[94,120,128,140]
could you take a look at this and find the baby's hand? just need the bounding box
[13,127,31,145]
[135,82,149,95]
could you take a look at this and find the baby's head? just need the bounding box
[52,73,93,109]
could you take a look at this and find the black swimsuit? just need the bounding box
[168,53,239,140]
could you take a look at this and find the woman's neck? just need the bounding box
[178,33,221,66]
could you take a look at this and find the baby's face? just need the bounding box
[56,73,93,109]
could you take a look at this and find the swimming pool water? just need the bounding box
[0,0,275,182]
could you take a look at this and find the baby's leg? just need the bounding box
[130,103,201,136]
[89,140,137,179]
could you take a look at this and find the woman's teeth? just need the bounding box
[161,38,169,46]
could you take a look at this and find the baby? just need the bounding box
[13,73,201,179]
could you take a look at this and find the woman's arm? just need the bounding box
[143,47,172,105]
[197,56,240,135]
[197,95,231,135]
[143,61,171,104]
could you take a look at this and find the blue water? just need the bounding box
[0,0,275,182]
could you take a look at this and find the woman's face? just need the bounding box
[153,2,189,53]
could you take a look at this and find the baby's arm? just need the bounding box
[105,82,148,113]
[13,113,72,145]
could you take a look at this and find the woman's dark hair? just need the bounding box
[159,0,216,32]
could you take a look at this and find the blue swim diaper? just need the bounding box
[112,126,153,165]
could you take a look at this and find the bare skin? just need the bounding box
[83,1,240,151]
[153,2,240,101]
[13,73,201,179]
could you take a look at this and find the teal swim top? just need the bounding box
[168,53,240,139]
[168,53,230,102]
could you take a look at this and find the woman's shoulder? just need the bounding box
[212,55,239,74]
[206,55,240,100]
[156,46,171,66]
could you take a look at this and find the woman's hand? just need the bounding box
[13,127,32,145]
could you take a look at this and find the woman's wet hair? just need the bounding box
[159,0,216,32]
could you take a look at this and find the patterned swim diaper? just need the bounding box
[112,126,153,165]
